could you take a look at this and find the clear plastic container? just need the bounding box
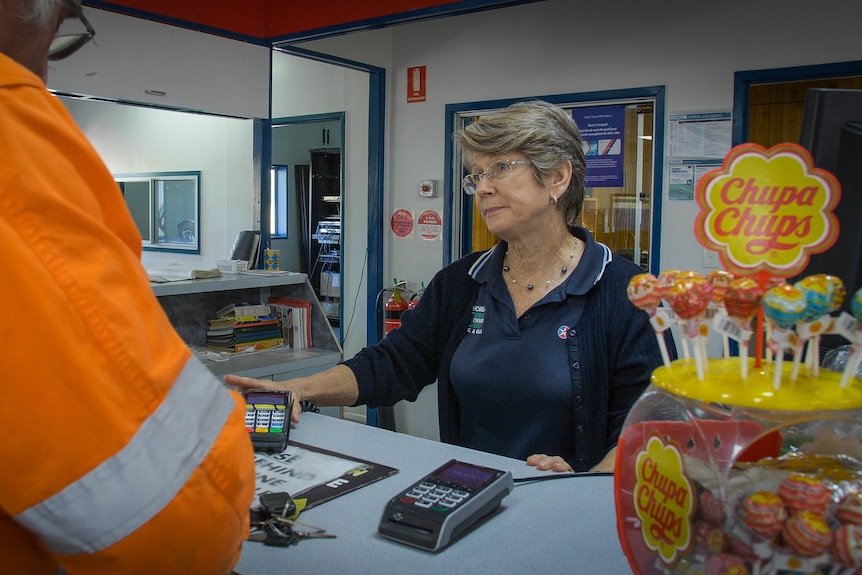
[615,357,862,575]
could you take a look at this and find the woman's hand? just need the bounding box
[526,453,573,473]
[224,374,303,423]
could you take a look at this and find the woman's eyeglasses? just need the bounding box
[462,160,531,195]
[48,0,96,61]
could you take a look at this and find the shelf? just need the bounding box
[152,273,343,380]
[201,346,341,379]
[151,272,307,297]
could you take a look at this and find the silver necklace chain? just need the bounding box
[503,238,578,291]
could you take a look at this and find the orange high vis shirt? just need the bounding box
[0,54,255,573]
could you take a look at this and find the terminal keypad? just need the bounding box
[400,480,472,512]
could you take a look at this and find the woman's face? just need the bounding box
[471,152,561,242]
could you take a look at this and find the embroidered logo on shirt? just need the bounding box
[558,325,571,340]
[467,305,485,335]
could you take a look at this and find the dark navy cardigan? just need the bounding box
[343,227,675,471]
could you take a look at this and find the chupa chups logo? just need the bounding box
[695,143,840,278]
[633,435,694,565]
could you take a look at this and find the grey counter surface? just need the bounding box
[234,413,630,575]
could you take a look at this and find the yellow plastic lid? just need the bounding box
[650,357,862,411]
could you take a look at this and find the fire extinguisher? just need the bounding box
[407,281,425,311]
[383,279,408,337]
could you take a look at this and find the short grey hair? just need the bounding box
[17,0,60,25]
[455,100,588,225]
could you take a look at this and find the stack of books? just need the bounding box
[206,302,284,352]
[268,297,312,350]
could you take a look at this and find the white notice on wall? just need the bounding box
[667,110,732,158]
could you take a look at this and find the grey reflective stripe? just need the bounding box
[15,356,236,555]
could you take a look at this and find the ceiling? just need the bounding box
[87,0,539,44]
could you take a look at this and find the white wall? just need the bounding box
[61,98,256,271]
[301,0,862,285]
[271,53,371,423]
[271,54,370,361]
[299,0,862,439]
[49,7,269,118]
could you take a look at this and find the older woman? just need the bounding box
[227,100,672,472]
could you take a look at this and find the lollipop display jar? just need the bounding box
[615,141,862,574]
[615,358,862,575]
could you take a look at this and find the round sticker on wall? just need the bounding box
[418,210,442,240]
[390,208,414,238]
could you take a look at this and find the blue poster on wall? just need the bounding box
[571,105,626,187]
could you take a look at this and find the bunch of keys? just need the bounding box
[248,492,336,547]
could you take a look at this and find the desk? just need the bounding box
[235,414,630,574]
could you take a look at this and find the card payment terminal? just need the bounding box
[244,389,292,453]
[378,459,513,551]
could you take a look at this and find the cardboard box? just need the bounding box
[320,272,341,297]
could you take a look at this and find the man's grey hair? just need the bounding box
[13,0,60,25]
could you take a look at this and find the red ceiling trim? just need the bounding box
[87,0,466,40]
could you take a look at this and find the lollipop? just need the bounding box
[699,489,727,525]
[763,284,807,330]
[840,287,862,388]
[826,274,848,312]
[666,274,712,380]
[704,553,749,575]
[777,474,831,515]
[708,270,735,357]
[722,278,764,379]
[762,284,807,389]
[741,490,786,539]
[833,524,862,567]
[694,519,729,554]
[836,493,862,526]
[658,269,683,299]
[760,277,789,362]
[657,270,688,358]
[707,270,734,305]
[627,274,672,368]
[795,275,835,377]
[782,510,833,557]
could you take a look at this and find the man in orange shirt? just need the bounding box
[0,1,255,573]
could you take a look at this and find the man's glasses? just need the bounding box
[462,160,531,195]
[48,0,96,61]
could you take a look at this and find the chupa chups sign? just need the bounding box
[616,143,844,575]
[694,142,841,279]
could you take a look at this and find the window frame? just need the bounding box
[115,170,201,254]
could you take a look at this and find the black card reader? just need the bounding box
[244,389,292,453]
[378,459,513,552]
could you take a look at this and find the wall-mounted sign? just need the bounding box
[407,66,426,103]
[418,210,442,240]
[571,105,626,187]
[391,208,414,238]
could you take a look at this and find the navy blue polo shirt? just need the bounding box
[450,235,602,464]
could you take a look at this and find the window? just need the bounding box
[115,171,201,253]
[270,165,288,238]
[447,88,664,273]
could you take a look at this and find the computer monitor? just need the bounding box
[795,88,862,359]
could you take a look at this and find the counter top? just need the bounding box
[234,413,629,575]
